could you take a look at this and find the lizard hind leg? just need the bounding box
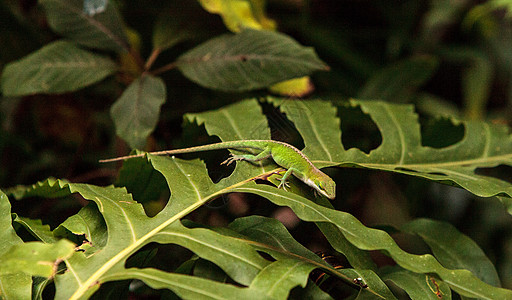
[221,148,271,166]
[221,154,247,166]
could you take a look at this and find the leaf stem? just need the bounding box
[145,48,162,71]
[150,61,178,75]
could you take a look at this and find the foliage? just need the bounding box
[1,0,512,299]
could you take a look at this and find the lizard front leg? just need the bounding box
[221,148,272,166]
[276,167,296,191]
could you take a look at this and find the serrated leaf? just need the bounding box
[40,0,128,51]
[228,216,395,299]
[402,218,500,287]
[8,98,512,299]
[264,98,512,214]
[9,178,272,299]
[176,29,328,91]
[0,189,31,299]
[232,184,510,299]
[111,75,166,149]
[181,98,512,297]
[0,239,75,277]
[0,40,116,96]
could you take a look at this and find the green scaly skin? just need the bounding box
[100,140,336,199]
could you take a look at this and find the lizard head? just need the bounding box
[309,172,336,200]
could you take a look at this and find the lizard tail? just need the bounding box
[99,140,266,163]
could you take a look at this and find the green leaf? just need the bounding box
[110,75,166,149]
[106,268,268,300]
[176,29,328,91]
[10,179,272,299]
[0,189,31,299]
[40,0,128,52]
[228,216,396,299]
[53,204,108,253]
[13,215,58,243]
[248,259,314,299]
[0,239,75,277]
[402,218,500,287]
[358,56,439,102]
[266,98,512,214]
[0,41,117,96]
[382,267,451,300]
[232,184,509,299]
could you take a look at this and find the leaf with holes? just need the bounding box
[263,98,512,214]
[5,98,512,299]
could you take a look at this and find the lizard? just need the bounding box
[99,140,336,199]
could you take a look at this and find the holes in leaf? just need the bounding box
[420,117,464,148]
[394,167,419,173]
[338,104,382,154]
[427,172,447,176]
[258,99,305,149]
[476,165,512,185]
[180,122,235,184]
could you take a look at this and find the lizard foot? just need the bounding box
[276,177,290,191]
[221,154,243,166]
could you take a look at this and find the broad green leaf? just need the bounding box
[232,184,510,299]
[9,178,272,299]
[0,189,31,299]
[110,75,166,149]
[382,267,451,300]
[40,0,128,51]
[0,239,75,277]
[268,98,512,214]
[228,216,395,299]
[358,56,439,102]
[0,41,116,96]
[402,218,500,287]
[176,29,328,91]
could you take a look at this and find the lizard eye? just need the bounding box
[316,180,325,190]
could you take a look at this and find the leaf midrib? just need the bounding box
[314,152,512,169]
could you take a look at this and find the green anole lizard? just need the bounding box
[100,140,336,199]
